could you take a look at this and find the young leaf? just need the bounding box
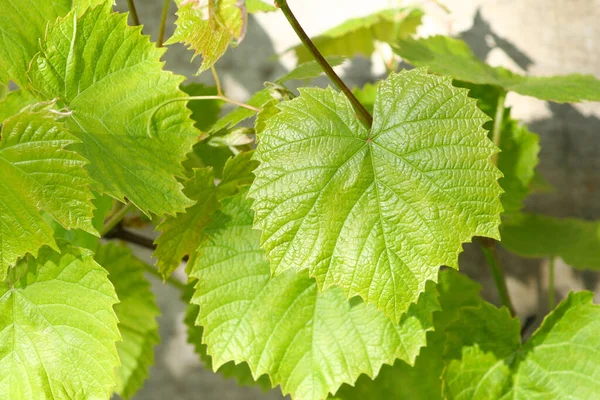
[246,0,278,13]
[95,243,160,400]
[276,56,347,84]
[500,213,600,270]
[0,245,120,399]
[154,152,258,277]
[189,192,439,400]
[0,109,95,279]
[249,68,503,322]
[28,6,198,217]
[0,89,38,123]
[0,0,108,86]
[394,36,600,103]
[168,0,248,73]
[292,8,423,63]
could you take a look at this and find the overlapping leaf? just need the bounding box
[276,56,346,84]
[0,245,120,399]
[249,68,503,322]
[95,243,160,399]
[292,8,423,63]
[189,192,439,400]
[0,108,95,279]
[394,36,600,103]
[0,0,108,86]
[500,213,600,270]
[28,6,198,217]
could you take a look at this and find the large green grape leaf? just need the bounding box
[393,36,600,103]
[292,8,423,63]
[500,213,600,270]
[0,0,109,86]
[0,89,38,123]
[332,269,484,400]
[0,108,96,279]
[249,68,503,322]
[0,245,120,399]
[28,6,197,217]
[443,291,600,399]
[94,243,160,399]
[189,191,439,400]
[154,151,258,277]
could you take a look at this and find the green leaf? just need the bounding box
[29,6,198,217]
[154,152,258,277]
[352,83,378,115]
[95,243,160,399]
[0,245,120,399]
[167,0,246,73]
[246,0,278,13]
[249,68,503,322]
[293,8,423,63]
[332,269,484,400]
[210,88,272,133]
[0,108,96,279]
[189,191,439,400]
[277,56,347,84]
[0,89,38,123]
[394,36,600,103]
[500,213,600,270]
[0,0,109,86]
[181,83,222,133]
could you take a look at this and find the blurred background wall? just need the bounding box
[112,1,600,398]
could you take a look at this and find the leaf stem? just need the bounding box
[491,90,506,164]
[275,0,373,128]
[157,0,171,47]
[126,0,141,26]
[211,66,223,96]
[548,256,556,310]
[479,238,516,316]
[101,203,135,236]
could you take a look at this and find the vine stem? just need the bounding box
[480,238,516,316]
[126,0,141,26]
[548,256,556,310]
[101,203,135,236]
[146,95,260,137]
[275,0,373,128]
[157,0,171,47]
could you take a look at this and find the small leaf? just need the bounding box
[210,88,272,133]
[394,36,600,103]
[277,56,347,84]
[29,6,198,217]
[95,243,160,400]
[246,0,277,13]
[0,0,109,86]
[352,83,378,114]
[249,68,503,322]
[0,245,120,399]
[0,108,96,279]
[293,8,423,63]
[190,192,439,400]
[500,213,600,270]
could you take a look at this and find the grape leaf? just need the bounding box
[210,88,272,133]
[277,56,347,84]
[246,0,278,13]
[94,243,160,399]
[0,0,108,86]
[0,89,38,123]
[293,8,423,63]
[352,83,378,114]
[28,6,198,217]
[333,269,484,400]
[0,245,120,399]
[500,213,600,270]
[189,191,439,400]
[393,36,600,103]
[181,83,222,133]
[154,152,258,277]
[0,108,96,279]
[249,68,503,322]
[168,0,247,73]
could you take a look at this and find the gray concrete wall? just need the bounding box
[111,0,600,398]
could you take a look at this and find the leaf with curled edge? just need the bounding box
[249,68,503,322]
[189,191,440,400]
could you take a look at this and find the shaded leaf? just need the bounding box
[277,56,346,84]
[0,89,38,123]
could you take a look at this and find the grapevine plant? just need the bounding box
[0,0,599,399]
